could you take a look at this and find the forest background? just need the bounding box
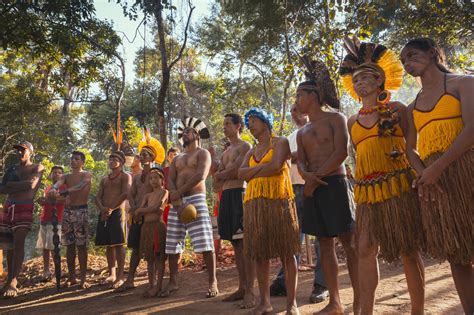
[0,0,472,257]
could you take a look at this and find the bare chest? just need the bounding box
[176,152,199,171]
[302,123,334,146]
[222,146,240,166]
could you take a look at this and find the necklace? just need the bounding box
[358,107,378,115]
[108,171,122,181]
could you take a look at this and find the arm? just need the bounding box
[137,190,168,215]
[403,103,425,175]
[5,164,44,192]
[215,142,251,180]
[250,137,290,178]
[176,150,212,196]
[237,149,262,181]
[314,114,349,177]
[94,177,106,211]
[64,172,92,194]
[127,175,139,209]
[419,76,474,185]
[108,173,132,210]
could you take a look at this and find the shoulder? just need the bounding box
[329,111,347,122]
[83,171,93,180]
[31,163,44,173]
[121,172,132,180]
[239,140,251,151]
[273,136,289,147]
[347,114,358,131]
[451,74,474,94]
[198,147,211,158]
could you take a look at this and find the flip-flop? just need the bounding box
[206,287,219,298]
[3,287,18,299]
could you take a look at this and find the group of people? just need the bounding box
[0,36,472,315]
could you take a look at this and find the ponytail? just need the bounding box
[403,38,452,73]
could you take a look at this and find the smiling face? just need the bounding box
[400,46,432,77]
[352,71,383,98]
[108,155,122,170]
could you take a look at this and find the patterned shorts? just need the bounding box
[165,193,214,254]
[62,205,88,246]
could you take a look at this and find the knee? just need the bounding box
[358,241,378,259]
[318,237,335,250]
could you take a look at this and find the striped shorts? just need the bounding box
[165,193,214,254]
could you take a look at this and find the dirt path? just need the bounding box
[0,257,462,314]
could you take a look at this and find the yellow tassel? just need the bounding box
[381,180,391,200]
[417,117,463,160]
[367,185,375,204]
[399,173,410,193]
[374,183,383,203]
[359,185,367,204]
[390,175,400,197]
[354,185,360,203]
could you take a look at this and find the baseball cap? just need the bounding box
[13,141,34,153]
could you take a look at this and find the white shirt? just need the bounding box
[287,128,305,185]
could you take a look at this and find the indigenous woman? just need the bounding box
[340,36,425,314]
[238,108,300,315]
[401,38,474,314]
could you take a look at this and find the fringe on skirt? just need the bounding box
[139,220,166,262]
[243,197,300,261]
[420,150,474,264]
[357,188,424,263]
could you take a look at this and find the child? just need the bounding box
[36,166,67,280]
[136,167,168,297]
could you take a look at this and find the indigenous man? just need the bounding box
[49,150,92,288]
[402,37,473,314]
[270,104,329,304]
[340,37,425,314]
[214,113,254,308]
[130,154,143,177]
[163,147,180,224]
[164,117,218,298]
[296,60,359,315]
[115,130,165,292]
[36,165,66,281]
[238,108,300,315]
[0,141,44,298]
[95,151,131,288]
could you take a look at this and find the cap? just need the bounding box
[13,141,34,153]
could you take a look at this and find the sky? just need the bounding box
[94,0,214,84]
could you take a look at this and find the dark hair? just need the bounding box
[167,147,180,154]
[403,38,451,73]
[224,113,244,133]
[51,165,64,173]
[298,81,340,109]
[150,166,164,178]
[71,150,86,162]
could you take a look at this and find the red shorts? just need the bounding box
[0,200,34,249]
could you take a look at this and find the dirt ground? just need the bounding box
[0,254,463,315]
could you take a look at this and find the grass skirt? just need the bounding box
[357,188,424,263]
[243,197,300,261]
[139,220,166,262]
[421,150,474,264]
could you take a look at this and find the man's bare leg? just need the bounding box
[143,258,156,297]
[223,240,245,301]
[3,228,29,298]
[103,246,116,285]
[115,248,140,292]
[160,253,179,297]
[317,237,343,315]
[65,244,77,286]
[358,228,379,315]
[450,262,474,314]
[282,255,298,315]
[42,249,52,279]
[203,250,218,298]
[77,245,89,288]
[339,231,360,314]
[112,246,126,288]
[402,252,425,315]
[253,259,273,315]
[0,249,13,293]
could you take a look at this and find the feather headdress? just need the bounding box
[177,117,210,145]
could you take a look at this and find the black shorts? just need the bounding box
[95,208,126,246]
[302,175,355,238]
[218,188,245,241]
[127,221,142,250]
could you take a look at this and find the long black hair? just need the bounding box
[403,38,451,73]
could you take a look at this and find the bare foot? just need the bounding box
[113,279,136,293]
[240,291,256,309]
[143,286,160,298]
[63,277,77,288]
[286,305,300,315]
[100,275,116,286]
[251,303,273,315]
[111,279,125,290]
[2,283,18,299]
[314,302,344,315]
[223,288,244,302]
[41,270,53,282]
[0,282,9,294]
[158,283,179,297]
[80,280,91,289]
[206,281,219,298]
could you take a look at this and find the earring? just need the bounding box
[377,90,391,105]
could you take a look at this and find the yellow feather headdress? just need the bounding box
[339,35,404,100]
[138,126,165,164]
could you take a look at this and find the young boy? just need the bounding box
[136,167,168,298]
[36,166,66,280]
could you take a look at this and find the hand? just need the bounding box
[214,171,224,180]
[417,164,443,187]
[47,188,58,199]
[135,208,142,215]
[208,146,216,158]
[169,190,181,202]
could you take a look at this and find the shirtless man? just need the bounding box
[95,151,131,288]
[0,141,44,298]
[295,73,359,314]
[115,144,156,292]
[214,113,255,308]
[165,117,218,298]
[49,150,92,289]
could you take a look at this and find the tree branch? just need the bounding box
[169,0,195,70]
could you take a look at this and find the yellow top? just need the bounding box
[412,94,463,160]
[244,147,294,203]
[351,120,414,204]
